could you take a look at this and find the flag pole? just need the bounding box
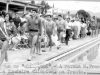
[52,3,54,15]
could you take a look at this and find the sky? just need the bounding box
[45,1,100,13]
[23,0,100,13]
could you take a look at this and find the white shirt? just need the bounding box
[66,21,72,29]
[81,23,87,28]
[20,17,27,22]
[25,14,31,20]
[74,21,82,29]
[70,22,74,27]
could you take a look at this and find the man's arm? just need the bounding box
[12,22,17,36]
[52,21,56,35]
[56,21,58,29]
[26,18,30,32]
[63,20,66,32]
[18,17,21,26]
[44,20,47,35]
[38,19,42,36]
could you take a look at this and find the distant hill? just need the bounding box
[88,11,100,18]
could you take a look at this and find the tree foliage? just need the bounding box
[41,0,45,5]
[76,10,91,21]
[31,0,35,4]
[40,0,51,14]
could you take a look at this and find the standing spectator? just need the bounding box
[70,20,75,40]
[81,21,87,38]
[13,13,21,31]
[87,21,92,36]
[20,14,27,34]
[65,18,72,45]
[73,18,81,39]
[95,21,99,36]
[91,21,96,37]
[96,22,100,35]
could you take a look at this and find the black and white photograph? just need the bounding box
[0,0,100,75]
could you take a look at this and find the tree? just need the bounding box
[41,0,46,14]
[31,0,35,4]
[86,12,91,20]
[45,3,51,13]
[76,10,91,21]
[41,0,45,5]
[40,0,51,14]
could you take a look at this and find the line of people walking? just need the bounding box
[0,10,100,66]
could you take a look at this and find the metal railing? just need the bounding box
[37,35,100,68]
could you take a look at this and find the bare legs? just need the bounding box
[12,37,20,50]
[46,31,52,51]
[36,38,41,55]
[0,40,9,66]
[27,32,38,61]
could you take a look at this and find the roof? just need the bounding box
[19,0,100,1]
[12,0,27,5]
[12,0,42,8]
[0,0,42,8]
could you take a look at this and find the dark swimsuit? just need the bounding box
[0,22,17,42]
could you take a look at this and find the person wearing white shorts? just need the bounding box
[11,34,21,51]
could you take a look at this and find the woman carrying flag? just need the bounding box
[0,12,17,66]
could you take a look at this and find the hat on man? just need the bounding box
[53,15,58,19]
[57,14,62,17]
[46,13,52,17]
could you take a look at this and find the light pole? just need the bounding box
[6,0,11,13]
[24,6,26,14]
[24,3,29,14]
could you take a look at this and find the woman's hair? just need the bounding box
[4,13,13,22]
[2,11,7,17]
[0,11,6,17]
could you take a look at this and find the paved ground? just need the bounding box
[0,36,94,65]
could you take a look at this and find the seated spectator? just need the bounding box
[11,34,21,51]
[20,14,27,34]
